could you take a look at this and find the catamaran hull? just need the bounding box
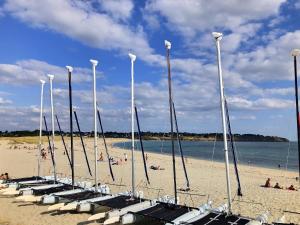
[41,189,83,204]
[165,210,208,225]
[76,195,116,213]
[100,201,152,225]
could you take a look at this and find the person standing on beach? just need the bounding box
[124,153,128,162]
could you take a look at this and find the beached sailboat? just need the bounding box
[120,40,209,225]
[86,54,156,224]
[44,60,114,211]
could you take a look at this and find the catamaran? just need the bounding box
[120,40,207,225]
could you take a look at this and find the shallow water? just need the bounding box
[114,140,298,171]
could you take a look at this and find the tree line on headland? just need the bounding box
[0,130,289,142]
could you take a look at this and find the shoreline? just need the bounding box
[113,140,299,173]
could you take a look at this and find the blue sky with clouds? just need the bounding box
[0,0,300,140]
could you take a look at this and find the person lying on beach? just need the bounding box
[263,178,271,187]
[287,185,297,191]
[150,165,165,170]
[274,182,283,189]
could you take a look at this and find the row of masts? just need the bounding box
[36,32,300,217]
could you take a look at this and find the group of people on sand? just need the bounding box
[98,152,149,165]
[98,152,129,165]
[0,172,10,180]
[263,178,297,191]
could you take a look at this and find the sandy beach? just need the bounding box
[0,136,299,225]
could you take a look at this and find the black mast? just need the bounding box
[292,51,300,183]
[172,102,190,189]
[165,40,177,204]
[97,108,115,181]
[134,106,150,184]
[55,114,72,169]
[225,99,242,196]
[74,110,93,176]
[43,116,56,182]
[67,66,74,188]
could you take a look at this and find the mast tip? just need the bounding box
[128,53,136,61]
[47,74,54,80]
[212,32,223,40]
[291,49,300,57]
[66,66,73,72]
[90,59,98,66]
[40,79,46,84]
[164,40,171,49]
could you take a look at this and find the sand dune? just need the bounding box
[0,137,299,224]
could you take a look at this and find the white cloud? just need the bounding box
[3,0,160,64]
[99,0,134,21]
[233,30,300,81]
[0,59,92,85]
[228,96,293,110]
[145,0,284,37]
[0,97,12,105]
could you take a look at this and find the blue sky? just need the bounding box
[0,0,300,140]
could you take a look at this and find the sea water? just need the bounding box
[114,140,298,171]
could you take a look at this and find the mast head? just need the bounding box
[40,79,45,85]
[128,53,136,62]
[90,59,98,67]
[165,40,171,49]
[212,32,223,41]
[291,49,300,57]
[47,74,54,80]
[66,66,73,72]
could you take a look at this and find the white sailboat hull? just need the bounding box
[41,189,83,204]
[101,201,152,225]
[121,204,157,224]
[76,195,115,212]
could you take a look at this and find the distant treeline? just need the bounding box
[0,130,289,142]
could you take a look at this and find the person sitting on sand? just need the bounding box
[41,148,47,160]
[0,173,9,180]
[98,152,104,161]
[274,182,283,189]
[287,185,297,191]
[264,178,271,188]
[150,165,165,170]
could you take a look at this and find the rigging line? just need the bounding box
[224,98,243,197]
[172,101,190,189]
[55,114,72,169]
[73,110,93,176]
[43,116,56,176]
[134,105,150,184]
[97,108,115,182]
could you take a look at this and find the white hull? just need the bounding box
[21,184,63,196]
[121,203,158,224]
[41,189,83,204]
[100,201,152,224]
[76,195,116,212]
